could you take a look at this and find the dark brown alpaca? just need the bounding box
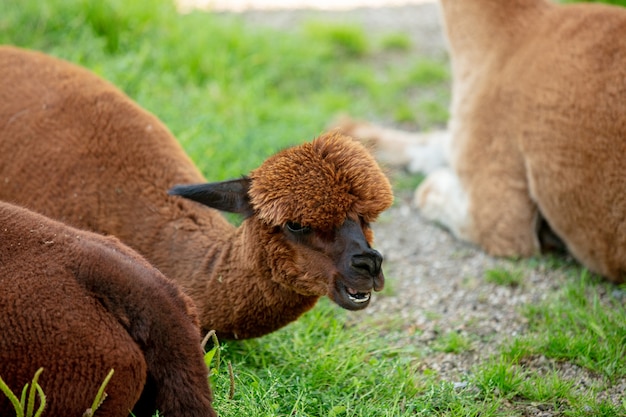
[0,46,393,339]
[0,202,216,417]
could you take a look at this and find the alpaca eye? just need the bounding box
[285,221,311,234]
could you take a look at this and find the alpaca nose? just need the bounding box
[351,249,383,277]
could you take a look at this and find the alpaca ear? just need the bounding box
[168,178,253,217]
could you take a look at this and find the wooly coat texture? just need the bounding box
[0,46,393,340]
[0,201,215,417]
[334,0,626,283]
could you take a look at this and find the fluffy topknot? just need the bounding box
[248,131,393,230]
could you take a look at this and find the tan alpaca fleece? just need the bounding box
[333,0,626,283]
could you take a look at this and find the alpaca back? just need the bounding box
[0,201,216,416]
[0,46,231,274]
[0,202,146,416]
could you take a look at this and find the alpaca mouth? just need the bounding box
[347,286,371,304]
[333,282,373,310]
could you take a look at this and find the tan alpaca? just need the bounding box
[335,0,626,283]
[0,201,215,417]
[0,46,393,339]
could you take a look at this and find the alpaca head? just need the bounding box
[169,132,393,310]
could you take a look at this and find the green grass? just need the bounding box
[472,268,626,416]
[565,0,626,6]
[0,368,45,417]
[210,302,425,416]
[484,268,524,288]
[303,22,370,57]
[0,0,449,181]
[520,271,626,380]
[432,331,473,354]
[1,0,625,416]
[380,33,412,52]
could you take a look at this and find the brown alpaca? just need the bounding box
[335,0,626,283]
[0,46,393,339]
[0,202,215,417]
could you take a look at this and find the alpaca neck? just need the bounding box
[201,220,319,340]
[148,201,236,284]
[440,0,549,70]
[154,205,318,340]
[440,0,551,137]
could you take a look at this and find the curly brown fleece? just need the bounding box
[0,46,393,340]
[249,132,392,234]
[0,201,215,417]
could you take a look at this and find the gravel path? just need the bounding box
[214,1,448,59]
[368,198,626,412]
[211,2,625,413]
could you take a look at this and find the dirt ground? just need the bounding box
[204,2,625,414]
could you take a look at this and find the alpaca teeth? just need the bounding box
[348,291,371,303]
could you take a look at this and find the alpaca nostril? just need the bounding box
[351,250,383,276]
